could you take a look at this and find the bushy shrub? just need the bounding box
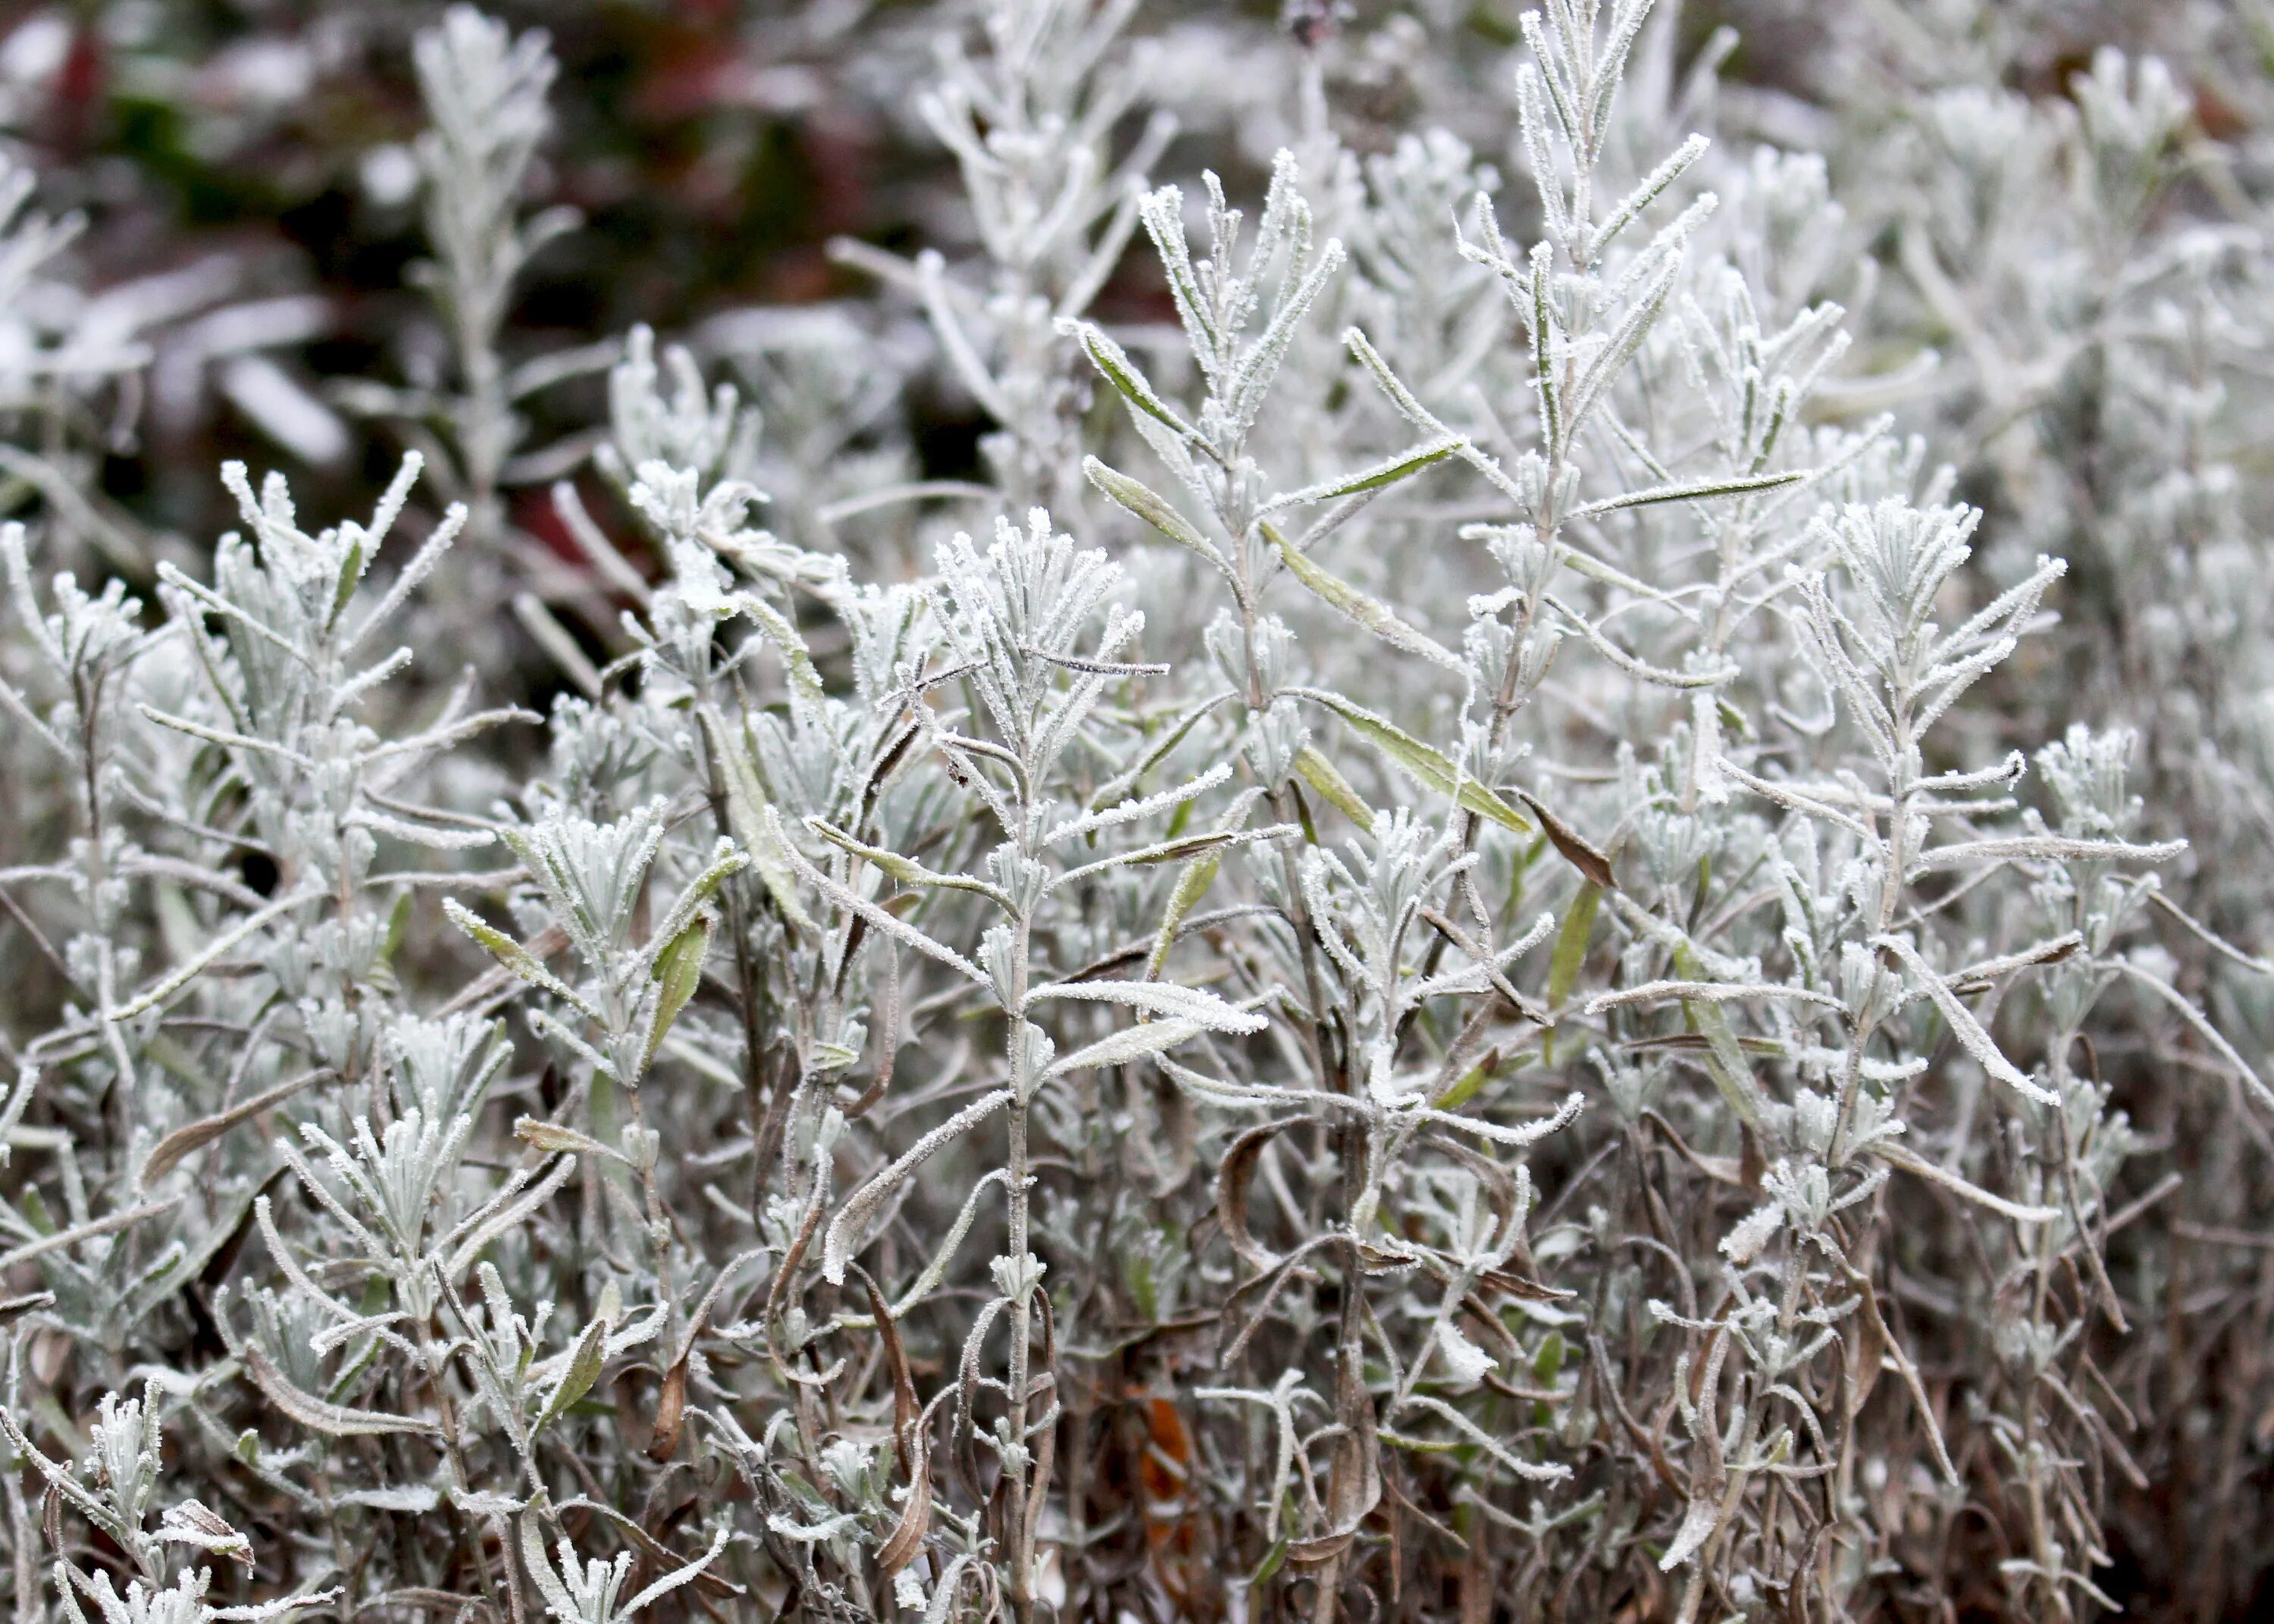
[2,2,2272,1619]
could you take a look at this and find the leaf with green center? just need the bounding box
[1295,746,1376,834]
[535,1317,608,1435]
[443,900,600,1022]
[1145,853,1220,981]
[1060,320,1203,444]
[1288,689,1531,834]
[1261,521,1462,672]
[641,909,713,1075]
[1085,456,1228,574]
[1266,435,1464,508]
[700,709,813,932]
[1543,881,1602,1065]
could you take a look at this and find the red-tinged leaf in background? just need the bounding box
[627,21,743,122]
[1137,1394,1224,1620]
[50,22,105,155]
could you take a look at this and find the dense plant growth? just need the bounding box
[4,1,2274,1619]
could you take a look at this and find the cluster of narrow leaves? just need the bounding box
[5,1,2274,1620]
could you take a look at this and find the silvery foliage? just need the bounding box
[337,5,612,637]
[832,0,1173,515]
[0,1,2269,1620]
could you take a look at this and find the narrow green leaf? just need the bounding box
[1530,1326,1566,1428]
[1671,942,1772,1134]
[1270,435,1464,508]
[1261,521,1462,671]
[647,840,748,960]
[1061,320,1201,443]
[443,900,599,1022]
[643,911,714,1073]
[1542,881,1600,1065]
[1085,690,1235,814]
[243,1344,439,1439]
[1342,324,1447,435]
[1528,247,1560,455]
[1289,689,1531,834]
[1249,1537,1291,1589]
[1145,853,1221,981]
[1054,825,1296,890]
[536,1317,608,1435]
[1294,746,1376,834]
[738,594,825,709]
[1041,1015,1222,1081]
[330,540,364,629]
[515,1116,631,1164]
[700,709,813,931]
[807,817,1015,909]
[1085,457,1228,572]
[381,890,412,966]
[1117,831,1254,866]
[807,818,925,886]
[1565,470,1806,523]
[1546,884,1602,1012]
[1433,1048,1499,1112]
[1532,1328,1566,1385]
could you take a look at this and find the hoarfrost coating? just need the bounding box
[0,0,2270,1619]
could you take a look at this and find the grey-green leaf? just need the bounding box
[1262,521,1463,673]
[1289,689,1532,835]
[1085,456,1229,572]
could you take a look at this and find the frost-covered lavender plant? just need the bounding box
[3,1,2274,1619]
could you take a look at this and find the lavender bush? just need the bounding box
[2,2,2273,1619]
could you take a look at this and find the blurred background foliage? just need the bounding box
[0,0,2223,598]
